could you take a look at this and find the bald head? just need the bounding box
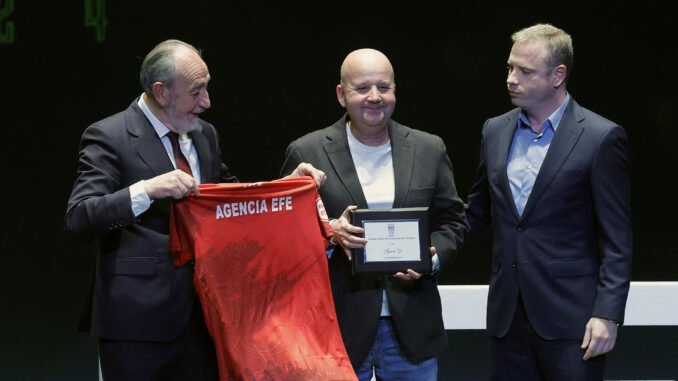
[340,49,394,86]
[336,49,396,145]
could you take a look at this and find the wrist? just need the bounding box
[595,316,621,326]
[606,318,621,326]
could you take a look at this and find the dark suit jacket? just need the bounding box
[466,98,632,340]
[281,116,465,367]
[65,99,236,341]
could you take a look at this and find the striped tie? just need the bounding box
[166,132,194,177]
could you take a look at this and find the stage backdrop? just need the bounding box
[1,2,676,379]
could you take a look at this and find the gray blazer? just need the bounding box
[281,115,465,367]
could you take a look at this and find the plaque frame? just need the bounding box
[350,207,431,275]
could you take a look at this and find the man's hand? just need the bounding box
[285,162,327,187]
[581,317,618,360]
[394,247,436,281]
[144,169,199,200]
[329,205,367,260]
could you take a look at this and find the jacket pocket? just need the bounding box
[550,258,598,277]
[105,257,159,276]
[406,186,435,205]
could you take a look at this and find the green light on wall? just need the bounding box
[0,0,14,44]
[85,0,107,43]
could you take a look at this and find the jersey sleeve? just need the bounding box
[315,192,334,248]
[169,200,195,267]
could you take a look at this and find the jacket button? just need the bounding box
[516,225,523,232]
[512,261,518,268]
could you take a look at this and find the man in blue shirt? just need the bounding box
[465,24,632,380]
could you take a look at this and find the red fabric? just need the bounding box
[169,177,356,380]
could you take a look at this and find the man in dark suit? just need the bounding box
[281,48,465,380]
[465,24,632,380]
[65,39,325,380]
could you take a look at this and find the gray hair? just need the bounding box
[139,39,201,96]
[512,24,573,79]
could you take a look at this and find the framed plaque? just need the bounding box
[350,207,431,275]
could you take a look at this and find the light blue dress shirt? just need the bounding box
[507,94,570,216]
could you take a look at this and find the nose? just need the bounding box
[200,88,211,109]
[506,68,518,87]
[366,85,381,102]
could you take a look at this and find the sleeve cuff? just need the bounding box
[431,253,440,273]
[130,180,152,217]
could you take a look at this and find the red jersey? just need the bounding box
[169,177,356,381]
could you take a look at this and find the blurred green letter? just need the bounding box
[85,0,107,43]
[0,0,14,44]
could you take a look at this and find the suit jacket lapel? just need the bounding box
[323,117,369,208]
[496,110,521,220]
[127,101,175,177]
[520,99,585,221]
[390,121,414,208]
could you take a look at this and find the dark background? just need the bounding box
[1,2,676,379]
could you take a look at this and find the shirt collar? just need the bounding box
[518,92,571,133]
[345,120,390,149]
[138,94,172,138]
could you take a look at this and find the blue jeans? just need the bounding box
[355,318,437,381]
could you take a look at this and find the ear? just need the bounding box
[151,82,170,107]
[552,64,567,88]
[336,84,346,108]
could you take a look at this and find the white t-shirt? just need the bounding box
[346,124,395,210]
[347,124,395,316]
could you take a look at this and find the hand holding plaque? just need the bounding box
[329,205,368,261]
[349,207,431,275]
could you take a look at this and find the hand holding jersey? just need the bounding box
[143,162,324,203]
[284,162,327,187]
[144,169,200,199]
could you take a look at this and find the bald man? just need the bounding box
[66,40,324,380]
[281,49,465,380]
